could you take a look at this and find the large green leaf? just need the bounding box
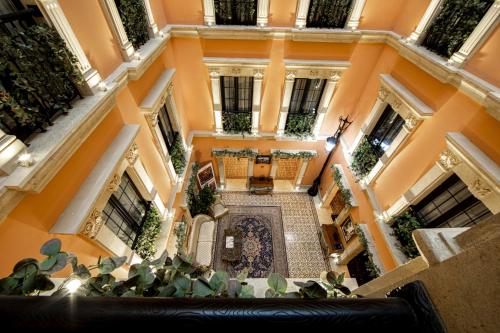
[12,258,38,278]
[192,279,215,297]
[40,238,61,256]
[209,271,229,294]
[267,273,287,294]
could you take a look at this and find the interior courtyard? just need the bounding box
[0,0,499,331]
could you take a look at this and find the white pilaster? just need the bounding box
[406,0,444,44]
[295,0,311,29]
[270,158,278,178]
[247,158,254,178]
[313,77,338,137]
[0,130,27,176]
[251,71,264,135]
[346,0,366,30]
[217,157,226,189]
[277,72,296,136]
[448,0,500,67]
[209,71,223,133]
[100,0,135,61]
[36,0,102,94]
[294,158,309,189]
[143,0,159,37]
[203,0,216,26]
[256,0,270,27]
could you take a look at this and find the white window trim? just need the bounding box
[213,148,258,189]
[203,0,270,27]
[269,149,317,190]
[277,59,350,139]
[100,0,135,61]
[349,74,434,187]
[204,57,270,136]
[0,129,26,177]
[406,0,500,68]
[143,0,159,37]
[295,0,367,30]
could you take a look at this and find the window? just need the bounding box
[289,78,326,115]
[307,0,353,28]
[221,76,253,113]
[157,104,178,153]
[366,105,405,159]
[422,0,494,58]
[413,174,492,228]
[214,0,257,25]
[102,172,149,248]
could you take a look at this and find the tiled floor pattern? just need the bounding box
[221,192,328,278]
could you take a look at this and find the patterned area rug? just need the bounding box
[213,206,289,278]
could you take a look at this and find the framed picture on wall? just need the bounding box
[255,155,271,164]
[197,162,217,190]
[340,217,356,243]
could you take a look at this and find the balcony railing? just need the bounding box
[284,113,316,137]
[214,0,257,26]
[307,0,353,29]
[0,9,83,143]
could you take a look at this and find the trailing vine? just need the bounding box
[186,163,216,217]
[284,113,316,137]
[222,111,251,135]
[213,148,257,159]
[271,150,318,160]
[390,210,422,259]
[355,225,381,279]
[332,166,352,208]
[114,0,150,49]
[174,221,187,255]
[350,137,379,179]
[134,207,162,260]
[170,136,187,175]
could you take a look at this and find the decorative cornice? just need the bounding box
[468,178,492,198]
[378,86,390,102]
[107,174,121,192]
[126,143,139,165]
[285,71,297,80]
[404,115,419,131]
[81,209,103,239]
[438,149,461,171]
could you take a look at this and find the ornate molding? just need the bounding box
[126,143,139,165]
[438,149,461,171]
[404,115,419,131]
[468,179,492,198]
[285,71,296,80]
[145,110,159,127]
[230,67,242,75]
[209,70,220,78]
[107,174,121,192]
[378,86,390,102]
[253,70,264,79]
[328,70,342,81]
[81,209,103,239]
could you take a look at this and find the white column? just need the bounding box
[346,0,366,30]
[270,157,278,178]
[165,83,183,135]
[209,71,223,133]
[294,158,309,189]
[100,0,135,61]
[247,158,254,178]
[405,0,444,44]
[203,0,216,26]
[256,0,269,27]
[216,157,226,189]
[277,72,296,136]
[252,71,263,135]
[313,75,339,137]
[36,0,102,94]
[295,0,311,29]
[448,0,500,67]
[143,0,159,37]
[0,130,27,176]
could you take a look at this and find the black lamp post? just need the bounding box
[307,116,352,197]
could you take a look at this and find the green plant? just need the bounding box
[355,225,381,279]
[114,0,150,49]
[186,163,216,217]
[390,211,422,259]
[350,137,379,179]
[170,136,187,175]
[307,0,353,28]
[332,166,352,208]
[213,148,257,159]
[271,150,318,160]
[284,113,316,137]
[222,112,251,134]
[174,221,186,255]
[134,207,162,260]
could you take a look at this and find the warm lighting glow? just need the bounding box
[65,278,82,293]
[17,152,34,167]
[325,136,337,152]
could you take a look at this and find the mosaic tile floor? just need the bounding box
[220,192,328,278]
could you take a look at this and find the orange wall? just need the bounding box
[358,0,407,31]
[466,25,500,87]
[150,0,168,29]
[391,0,431,36]
[59,0,122,78]
[0,108,124,276]
[162,0,204,25]
[269,0,297,27]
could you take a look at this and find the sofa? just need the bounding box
[187,214,216,266]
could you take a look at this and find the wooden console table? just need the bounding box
[248,176,274,195]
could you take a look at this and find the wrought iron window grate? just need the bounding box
[366,105,405,159]
[214,0,257,25]
[307,0,353,28]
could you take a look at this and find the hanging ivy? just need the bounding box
[284,113,316,137]
[134,207,162,260]
[0,23,83,142]
[307,0,353,28]
[170,136,187,175]
[214,0,257,25]
[355,225,381,279]
[422,0,493,58]
[350,137,379,179]
[271,150,317,160]
[213,148,257,159]
[390,210,423,259]
[222,111,251,134]
[115,0,150,49]
[332,166,352,208]
[174,221,187,255]
[186,163,216,217]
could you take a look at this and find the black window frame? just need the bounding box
[102,172,150,249]
[220,76,254,113]
[214,0,257,26]
[157,103,178,153]
[288,78,326,115]
[366,104,405,159]
[412,174,492,229]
